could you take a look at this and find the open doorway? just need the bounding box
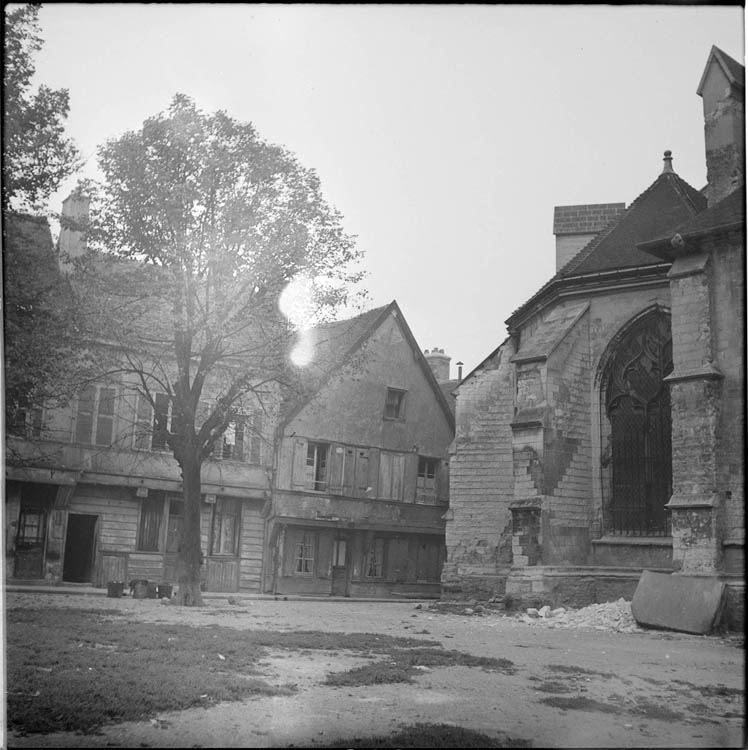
[63,514,98,582]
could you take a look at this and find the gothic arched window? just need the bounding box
[604,311,672,535]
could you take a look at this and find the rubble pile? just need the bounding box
[518,597,643,633]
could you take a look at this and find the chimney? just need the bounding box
[697,46,745,207]
[424,347,451,382]
[58,191,90,269]
[456,361,464,380]
[552,203,626,271]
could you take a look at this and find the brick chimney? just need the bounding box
[58,191,90,269]
[697,46,745,207]
[424,347,451,382]
[552,203,626,271]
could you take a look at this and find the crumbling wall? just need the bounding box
[442,339,515,599]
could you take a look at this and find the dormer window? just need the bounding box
[383,388,406,420]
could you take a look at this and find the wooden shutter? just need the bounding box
[328,444,344,494]
[367,448,380,498]
[95,387,115,446]
[436,461,450,503]
[354,448,370,497]
[248,412,263,464]
[378,452,393,499]
[291,438,308,490]
[342,447,356,496]
[134,394,153,450]
[74,384,95,444]
[391,453,405,500]
[403,453,418,503]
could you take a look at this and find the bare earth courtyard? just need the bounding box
[4,591,745,748]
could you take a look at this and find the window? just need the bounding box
[220,417,245,460]
[75,385,116,446]
[365,538,385,578]
[378,452,405,500]
[604,311,672,536]
[294,531,315,575]
[305,442,329,491]
[165,499,184,553]
[18,509,46,544]
[217,411,263,463]
[151,393,171,451]
[211,497,241,555]
[137,492,165,551]
[9,406,44,439]
[383,388,406,420]
[416,457,438,502]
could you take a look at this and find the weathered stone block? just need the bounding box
[631,570,726,634]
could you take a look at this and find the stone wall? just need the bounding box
[442,338,515,599]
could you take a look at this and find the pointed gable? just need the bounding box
[281,301,455,431]
[697,45,745,97]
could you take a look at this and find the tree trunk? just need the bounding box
[176,454,205,606]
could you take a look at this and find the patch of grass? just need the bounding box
[7,607,291,734]
[539,695,622,714]
[630,699,683,722]
[329,722,531,748]
[546,664,616,679]
[325,646,515,686]
[532,680,574,694]
[6,606,477,735]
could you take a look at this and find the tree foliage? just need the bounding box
[3,3,80,212]
[82,94,365,604]
[3,4,86,438]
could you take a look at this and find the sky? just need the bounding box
[30,3,745,378]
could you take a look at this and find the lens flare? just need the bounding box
[279,274,316,367]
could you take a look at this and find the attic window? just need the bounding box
[383,388,406,420]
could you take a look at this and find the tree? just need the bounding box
[3,3,85,438]
[3,3,80,212]
[82,94,365,605]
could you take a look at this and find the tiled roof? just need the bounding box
[296,305,391,385]
[638,187,745,258]
[559,172,706,276]
[506,168,706,327]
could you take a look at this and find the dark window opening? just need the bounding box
[383,388,406,420]
[605,312,672,536]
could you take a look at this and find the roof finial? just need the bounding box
[662,150,674,174]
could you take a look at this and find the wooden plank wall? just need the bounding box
[68,485,138,552]
[239,501,264,591]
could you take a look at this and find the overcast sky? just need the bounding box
[32,4,744,377]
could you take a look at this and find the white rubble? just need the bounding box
[521,597,643,633]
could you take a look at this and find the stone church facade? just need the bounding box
[442,46,744,628]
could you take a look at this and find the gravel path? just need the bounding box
[5,592,745,748]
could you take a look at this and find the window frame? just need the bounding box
[416,456,439,501]
[74,384,117,447]
[210,497,241,556]
[383,388,406,420]
[293,530,315,576]
[305,441,330,492]
[136,491,165,552]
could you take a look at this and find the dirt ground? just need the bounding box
[4,592,745,748]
